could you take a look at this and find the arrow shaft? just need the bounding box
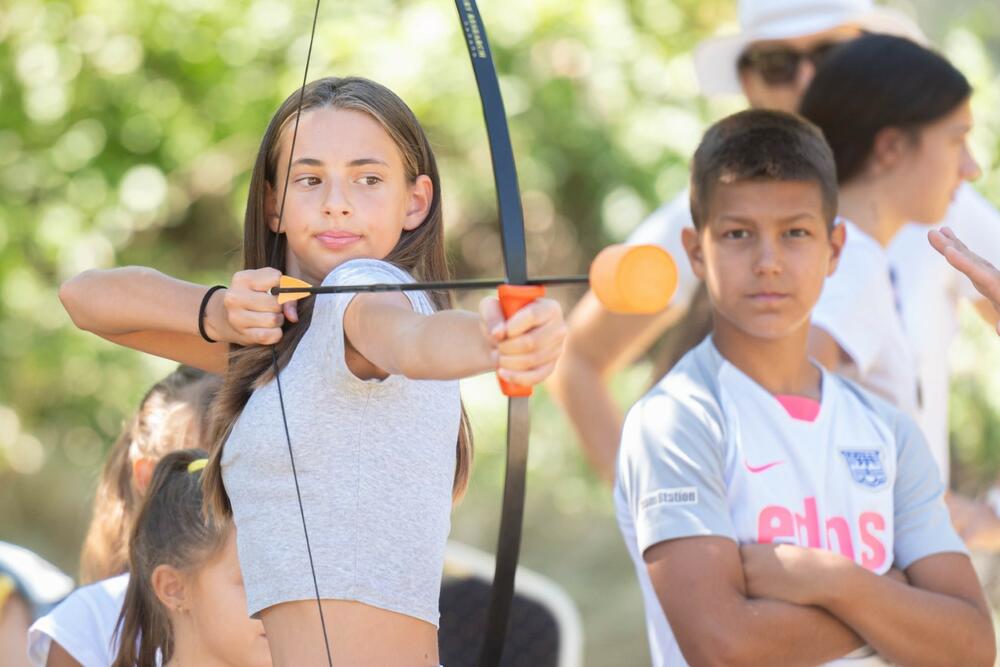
[270,275,589,297]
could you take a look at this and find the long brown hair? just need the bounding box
[79,366,220,584]
[112,448,230,667]
[204,77,472,518]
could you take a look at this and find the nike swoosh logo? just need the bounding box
[745,459,786,474]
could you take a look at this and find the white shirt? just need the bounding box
[812,220,921,417]
[625,189,701,313]
[615,339,964,667]
[888,185,1000,482]
[27,574,129,667]
[0,542,73,619]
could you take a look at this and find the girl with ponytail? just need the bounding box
[111,449,270,667]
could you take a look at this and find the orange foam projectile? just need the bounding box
[588,244,677,314]
[276,275,312,304]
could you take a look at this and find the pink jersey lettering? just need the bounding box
[859,512,887,570]
[795,497,821,548]
[756,500,886,570]
[825,516,855,560]
[758,505,795,543]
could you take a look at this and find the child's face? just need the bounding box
[269,107,433,284]
[185,529,271,667]
[683,180,844,341]
[883,100,979,225]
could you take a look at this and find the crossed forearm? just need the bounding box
[814,563,994,667]
[693,596,864,666]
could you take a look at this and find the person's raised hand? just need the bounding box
[929,227,1000,334]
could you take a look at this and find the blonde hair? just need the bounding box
[78,366,220,583]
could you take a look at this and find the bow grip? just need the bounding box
[496,284,546,397]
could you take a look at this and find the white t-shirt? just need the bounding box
[615,338,965,667]
[625,189,701,313]
[0,542,74,620]
[629,185,1000,484]
[888,185,1000,482]
[27,574,129,667]
[812,220,921,418]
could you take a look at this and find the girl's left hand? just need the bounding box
[740,543,847,606]
[479,297,567,388]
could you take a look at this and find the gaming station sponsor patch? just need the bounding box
[640,487,699,510]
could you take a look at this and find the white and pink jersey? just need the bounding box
[616,338,965,667]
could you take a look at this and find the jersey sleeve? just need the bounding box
[625,189,700,313]
[892,412,967,569]
[811,228,890,374]
[617,386,736,555]
[946,185,1000,302]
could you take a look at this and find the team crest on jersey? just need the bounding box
[840,449,887,489]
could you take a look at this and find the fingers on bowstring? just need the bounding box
[232,309,285,332]
[245,327,284,346]
[224,287,284,316]
[233,267,282,291]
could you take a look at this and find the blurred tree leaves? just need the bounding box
[1,0,999,663]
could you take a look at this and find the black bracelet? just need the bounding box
[198,285,227,344]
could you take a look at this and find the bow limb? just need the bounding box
[453,2,540,665]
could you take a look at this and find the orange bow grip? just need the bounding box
[496,284,546,398]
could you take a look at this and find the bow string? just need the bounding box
[267,1,539,664]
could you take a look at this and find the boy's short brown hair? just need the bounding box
[690,110,838,230]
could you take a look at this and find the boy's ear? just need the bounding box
[681,226,706,280]
[132,456,157,495]
[826,221,847,277]
[402,175,434,232]
[265,182,281,233]
[151,564,189,613]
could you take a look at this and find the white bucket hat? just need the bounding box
[694,0,927,96]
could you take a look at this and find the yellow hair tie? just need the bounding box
[0,574,16,611]
[187,458,208,473]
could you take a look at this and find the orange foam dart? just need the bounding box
[589,244,678,314]
[496,284,547,398]
[276,275,312,305]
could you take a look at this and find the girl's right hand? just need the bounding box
[212,268,300,346]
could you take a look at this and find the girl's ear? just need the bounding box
[402,175,434,232]
[265,181,281,234]
[132,456,157,495]
[681,226,706,280]
[151,564,188,613]
[870,127,910,176]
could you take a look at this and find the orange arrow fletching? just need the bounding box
[589,244,678,314]
[276,275,313,304]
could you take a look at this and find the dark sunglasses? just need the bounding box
[737,41,845,86]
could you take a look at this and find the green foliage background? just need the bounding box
[1,0,999,663]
